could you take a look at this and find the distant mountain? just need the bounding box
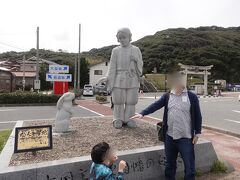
[0,26,240,83]
[84,26,240,83]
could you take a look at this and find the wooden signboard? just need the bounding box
[14,125,53,153]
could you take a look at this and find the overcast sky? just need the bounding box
[0,0,239,53]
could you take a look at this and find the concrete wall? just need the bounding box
[89,62,109,86]
[0,140,218,180]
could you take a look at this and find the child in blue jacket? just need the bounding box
[90,142,126,180]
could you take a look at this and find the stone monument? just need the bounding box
[99,28,143,128]
[54,92,75,133]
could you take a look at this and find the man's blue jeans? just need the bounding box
[164,134,195,180]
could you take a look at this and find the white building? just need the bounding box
[89,61,109,86]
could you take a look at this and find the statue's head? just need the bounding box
[116,28,132,47]
[57,92,75,109]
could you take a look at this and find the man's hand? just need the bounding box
[192,136,199,145]
[130,113,143,120]
[118,160,127,172]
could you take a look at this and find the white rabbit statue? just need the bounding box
[54,92,75,133]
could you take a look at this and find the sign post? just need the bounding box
[46,74,72,82]
[34,80,41,90]
[46,65,71,95]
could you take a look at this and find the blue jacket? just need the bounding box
[140,91,202,139]
[90,163,124,180]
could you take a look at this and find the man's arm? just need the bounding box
[140,93,168,116]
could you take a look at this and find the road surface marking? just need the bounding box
[77,105,104,117]
[0,121,17,124]
[232,110,240,114]
[206,99,235,103]
[224,119,240,124]
[0,109,19,112]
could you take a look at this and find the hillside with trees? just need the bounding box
[0,26,240,83]
[86,26,240,83]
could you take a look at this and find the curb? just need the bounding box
[0,121,23,169]
[0,103,56,107]
[138,116,240,139]
[202,124,240,138]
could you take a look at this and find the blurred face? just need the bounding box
[117,32,130,47]
[169,73,185,92]
[104,148,118,165]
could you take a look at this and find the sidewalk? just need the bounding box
[76,99,240,174]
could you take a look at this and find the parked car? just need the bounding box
[95,84,110,96]
[83,84,94,96]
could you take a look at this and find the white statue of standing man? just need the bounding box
[100,28,143,128]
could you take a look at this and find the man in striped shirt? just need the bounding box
[131,72,202,180]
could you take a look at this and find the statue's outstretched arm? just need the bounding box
[136,47,143,77]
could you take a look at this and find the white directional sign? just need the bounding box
[49,65,69,73]
[46,74,72,82]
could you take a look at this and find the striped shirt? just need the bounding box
[167,88,192,140]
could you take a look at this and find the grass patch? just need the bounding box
[195,169,203,177]
[0,129,11,153]
[210,160,228,173]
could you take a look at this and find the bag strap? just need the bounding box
[161,92,170,126]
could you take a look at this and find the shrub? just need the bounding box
[210,160,228,173]
[96,95,107,102]
[0,92,61,104]
[74,89,83,98]
[0,89,10,93]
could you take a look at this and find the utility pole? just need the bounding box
[77,24,81,89]
[22,55,26,91]
[34,26,41,92]
[74,57,77,90]
[36,27,39,81]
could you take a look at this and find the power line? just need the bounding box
[0,41,25,51]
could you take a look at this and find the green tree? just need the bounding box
[39,64,52,90]
[79,57,89,88]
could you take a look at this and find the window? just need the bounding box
[105,62,108,66]
[94,70,102,75]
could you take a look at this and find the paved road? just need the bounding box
[136,96,240,135]
[0,105,98,130]
[0,96,239,135]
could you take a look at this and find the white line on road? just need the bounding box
[224,119,240,124]
[77,105,104,117]
[0,121,17,124]
[0,109,19,112]
[232,110,240,114]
